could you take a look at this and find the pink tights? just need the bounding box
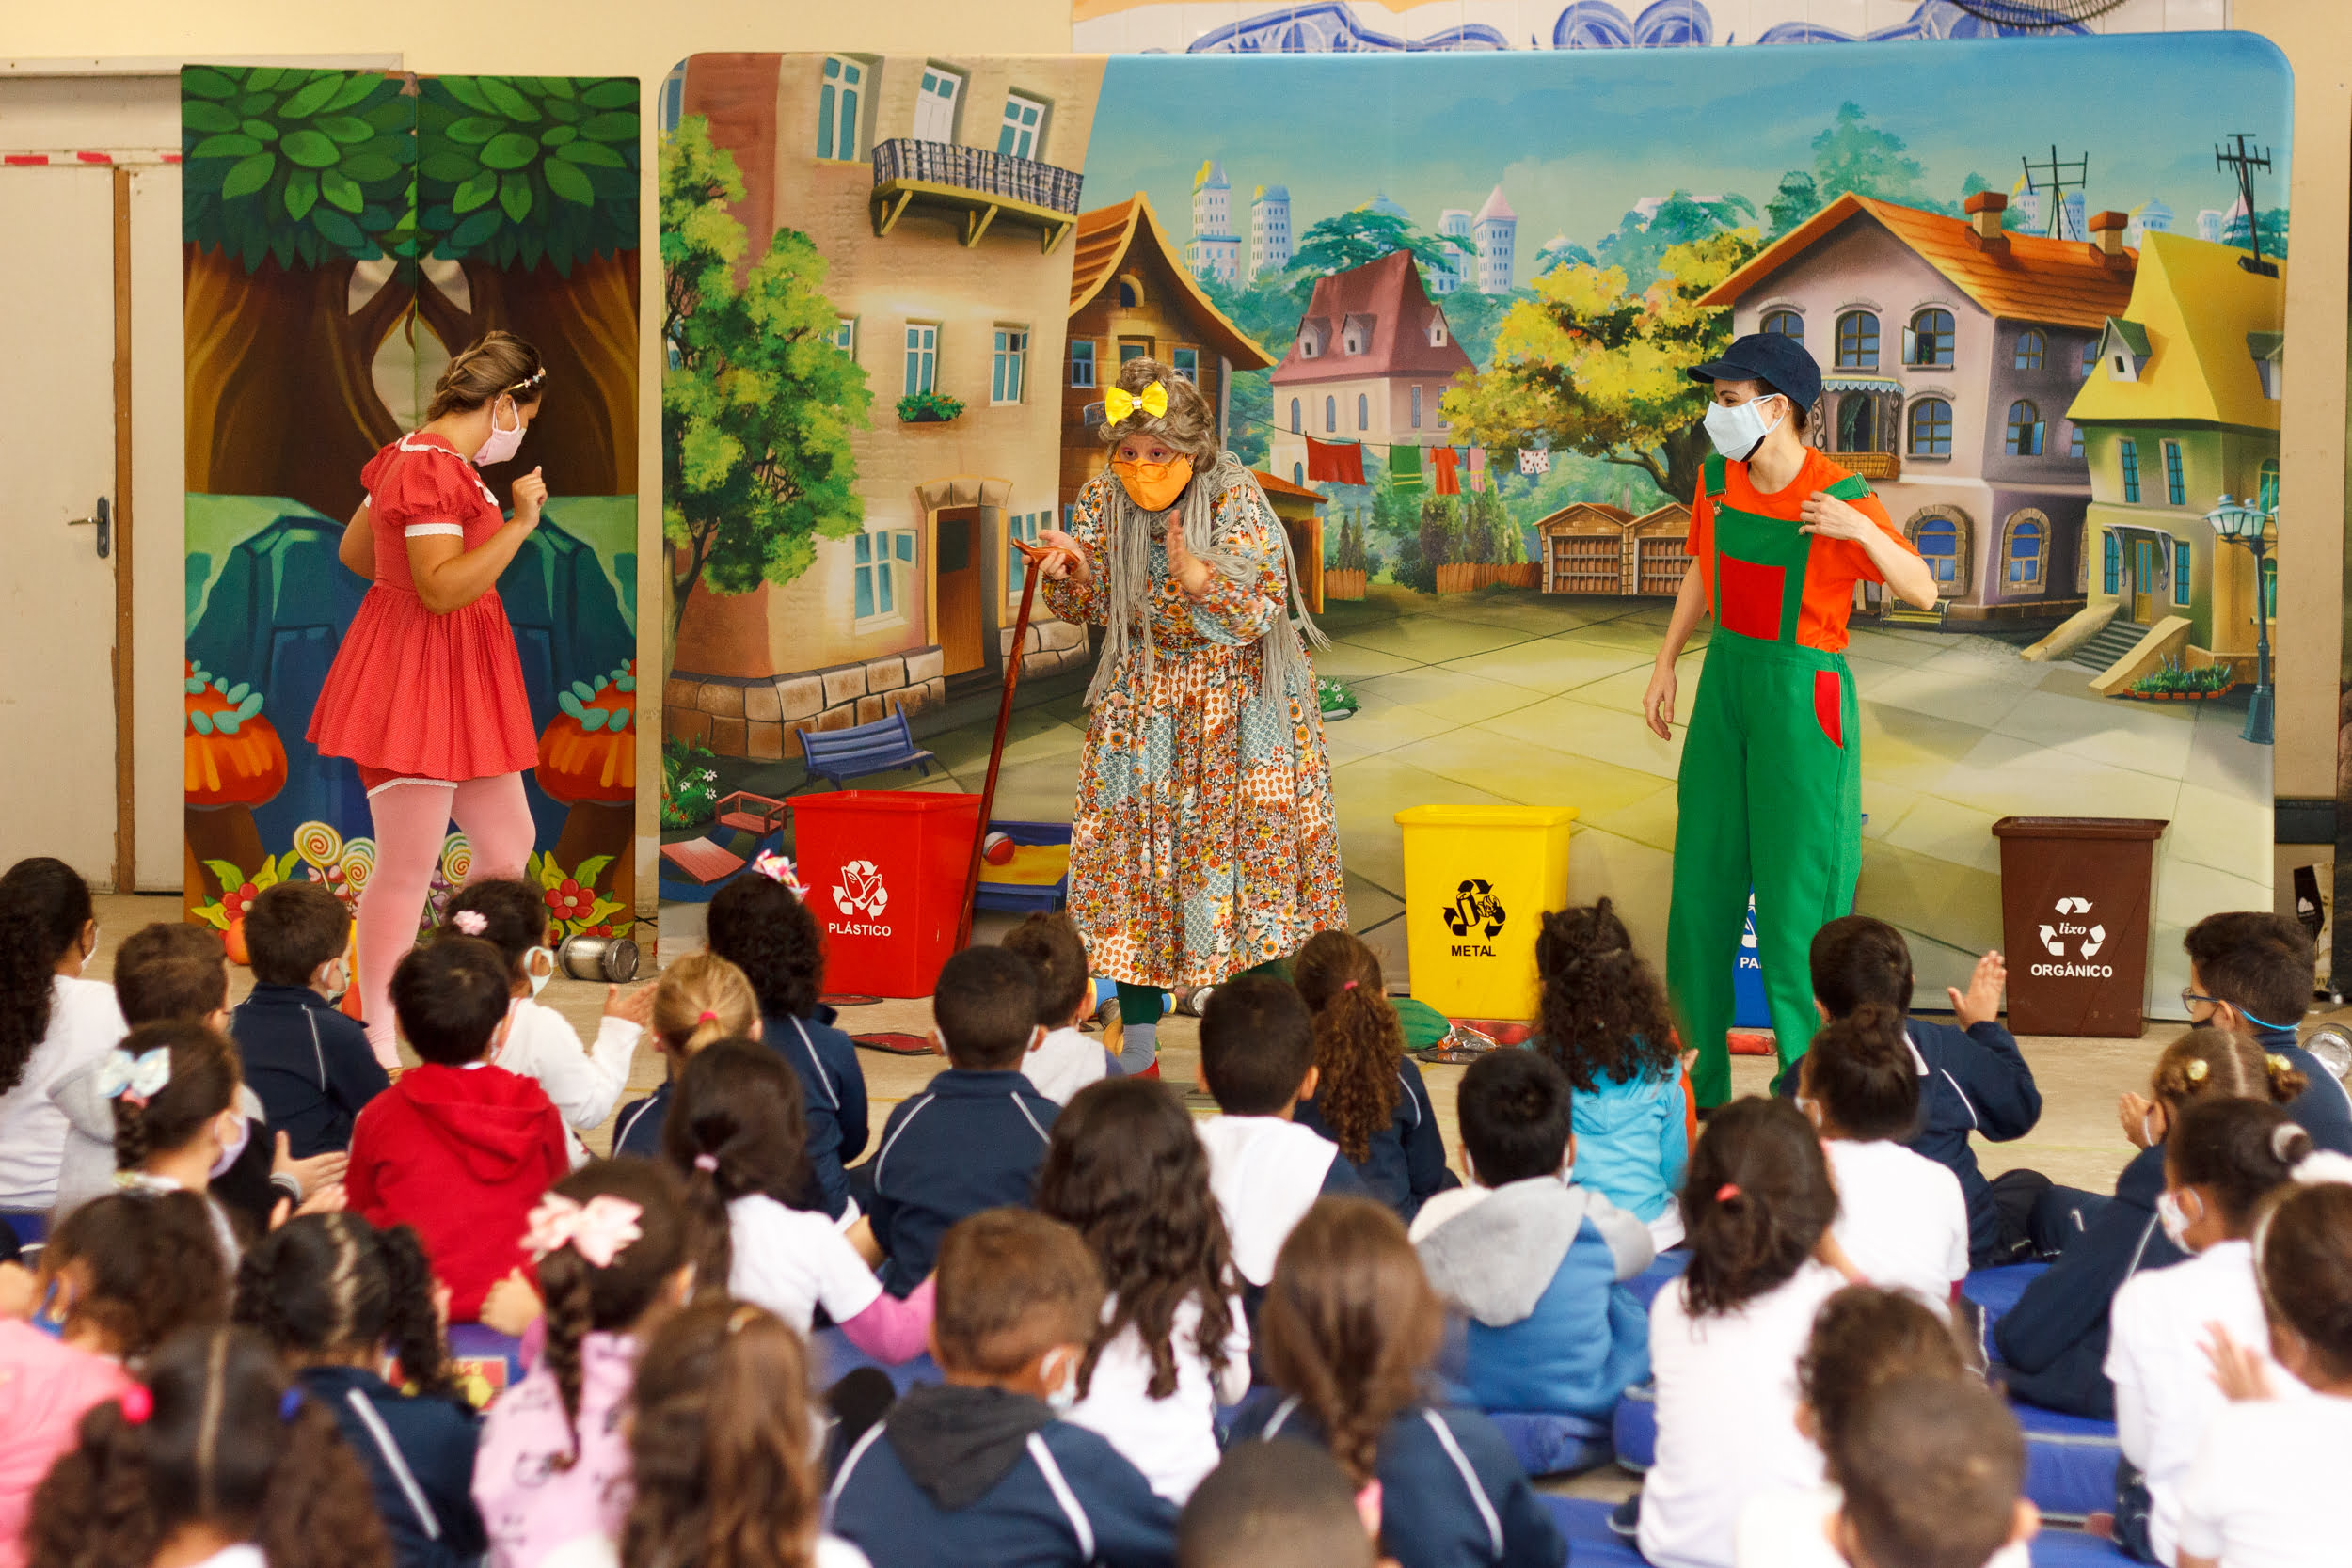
[356,772,535,1068]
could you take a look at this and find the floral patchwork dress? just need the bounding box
[1043,470,1346,989]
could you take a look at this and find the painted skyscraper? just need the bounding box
[1473,184,1516,293]
[1433,207,1471,294]
[1251,183,1292,277]
[1187,159,1240,283]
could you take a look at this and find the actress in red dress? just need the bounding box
[310,332,549,1066]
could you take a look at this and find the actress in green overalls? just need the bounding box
[1643,333,1939,1107]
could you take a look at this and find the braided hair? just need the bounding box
[233,1213,454,1400]
[425,330,545,420]
[0,858,93,1098]
[535,1161,693,1472]
[1291,930,1403,1165]
[109,1020,241,1175]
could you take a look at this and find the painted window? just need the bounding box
[914,67,962,142]
[1761,309,1802,341]
[1906,398,1952,457]
[2006,515,2045,588]
[2258,456,2280,514]
[2103,531,2121,594]
[853,530,916,624]
[2164,440,2185,506]
[1907,309,1955,368]
[1293,461,1305,485]
[1117,277,1140,309]
[2014,330,2046,371]
[1325,395,1337,433]
[1119,340,1149,364]
[998,91,1046,159]
[2069,422,2084,458]
[817,55,864,161]
[1357,393,1369,431]
[1069,339,1095,389]
[1836,310,1879,370]
[903,324,937,396]
[832,317,857,357]
[2120,438,2141,503]
[2262,558,2278,619]
[2080,338,2099,378]
[1836,395,1876,454]
[992,327,1027,404]
[1410,385,1423,430]
[2005,400,2043,457]
[1428,322,1448,346]
[1915,515,1959,584]
[1289,398,1301,435]
[2173,540,2192,608]
[1007,511,1042,597]
[1171,347,1199,384]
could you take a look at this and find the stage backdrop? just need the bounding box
[182,67,641,945]
[658,33,2287,1019]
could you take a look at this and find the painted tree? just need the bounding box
[661,117,871,642]
[1808,103,1949,213]
[1441,230,1763,508]
[1593,192,1757,293]
[1289,208,1467,281]
[1766,171,1821,238]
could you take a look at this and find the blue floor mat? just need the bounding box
[1488,1411,1613,1478]
[1547,1493,2126,1566]
[1622,1251,1690,1314]
[2011,1399,2121,1522]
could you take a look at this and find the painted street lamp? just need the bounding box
[2203,493,2274,746]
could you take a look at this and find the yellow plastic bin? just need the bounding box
[1391,805,1578,1021]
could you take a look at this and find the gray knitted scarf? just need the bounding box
[1082,451,1330,722]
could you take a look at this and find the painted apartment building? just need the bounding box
[665,52,1104,760]
[1434,207,1471,294]
[1266,250,1472,488]
[1472,185,1516,293]
[2067,230,2282,670]
[1187,160,1241,284]
[1701,190,2137,626]
[1250,183,1292,278]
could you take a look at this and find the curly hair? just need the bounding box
[2151,1025,2305,1119]
[0,857,93,1098]
[1290,931,1402,1164]
[439,877,550,981]
[706,876,824,1020]
[620,1298,825,1568]
[538,1161,694,1473]
[1257,1197,1440,1487]
[651,953,761,1057]
[1035,1078,1237,1402]
[661,1040,810,1292]
[43,1190,229,1366]
[1797,1286,1966,1487]
[1534,900,1677,1093]
[110,1020,242,1175]
[1680,1096,1838,1318]
[26,1324,391,1568]
[1094,356,1219,467]
[234,1214,454,1400]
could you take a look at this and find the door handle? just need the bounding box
[65,497,109,559]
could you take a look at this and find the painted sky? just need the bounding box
[1087,33,2293,255]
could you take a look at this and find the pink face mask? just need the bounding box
[474,397,526,467]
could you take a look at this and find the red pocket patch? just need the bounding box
[1716,555,1786,641]
[1814,669,1843,748]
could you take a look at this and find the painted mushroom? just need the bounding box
[184,657,287,927]
[536,658,636,929]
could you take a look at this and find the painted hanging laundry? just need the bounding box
[1306,435,1365,486]
[1518,449,1551,476]
[1467,446,1487,492]
[1388,443,1424,489]
[1432,445,1461,496]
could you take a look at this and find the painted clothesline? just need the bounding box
[1297,431,1512,493]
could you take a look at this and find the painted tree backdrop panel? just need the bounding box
[181,67,641,952]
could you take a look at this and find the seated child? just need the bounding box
[1291,931,1456,1225]
[0,1189,228,1568]
[2181,911,2352,1155]
[1236,1196,1565,1568]
[1995,1029,2298,1418]
[1831,1375,2035,1568]
[1529,901,1690,1249]
[1809,917,2042,1266]
[230,879,387,1157]
[1632,1097,1851,1568]
[612,953,760,1158]
[1177,1441,1375,1568]
[663,1038,929,1359]
[1413,1049,1651,1430]
[1194,976,1363,1297]
[1736,1285,2029,1568]
[2176,1178,2352,1568]
[236,1213,486,1568]
[866,946,1060,1297]
[1002,911,1112,1105]
[346,937,571,1322]
[25,1324,392,1568]
[2105,1099,2305,1565]
[101,1020,294,1265]
[0,857,123,1212]
[707,869,869,1220]
[444,879,646,1164]
[1039,1078,1251,1504]
[1799,1006,1968,1310]
[473,1161,696,1566]
[828,1208,1180,1568]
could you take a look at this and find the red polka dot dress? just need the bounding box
[308,434,538,788]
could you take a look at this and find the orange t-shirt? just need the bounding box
[1686,449,1915,653]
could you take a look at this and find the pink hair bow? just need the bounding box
[453,911,488,936]
[749,851,808,899]
[522,1193,644,1268]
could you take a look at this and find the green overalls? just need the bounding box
[1667,453,1868,1107]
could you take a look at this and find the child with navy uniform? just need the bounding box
[707,869,869,1219]
[1234,1196,1565,1568]
[828,1208,1180,1568]
[866,946,1059,1297]
[611,954,761,1160]
[230,879,388,1159]
[2180,911,2352,1156]
[1413,1050,1650,1442]
[1290,931,1456,1225]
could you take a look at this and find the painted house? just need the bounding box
[1266,250,1472,489]
[665,53,1104,760]
[2067,230,2283,674]
[1700,189,2139,626]
[1535,501,1692,596]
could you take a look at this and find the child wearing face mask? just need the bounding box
[0,857,123,1214]
[440,879,647,1166]
[229,879,388,1159]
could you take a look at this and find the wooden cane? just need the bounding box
[955,540,1057,948]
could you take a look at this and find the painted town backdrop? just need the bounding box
[658,34,2290,1014]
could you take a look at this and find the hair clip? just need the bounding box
[453,911,488,936]
[95,1048,171,1109]
[522,1193,644,1268]
[693,1154,719,1173]
[505,369,547,393]
[748,851,808,899]
[1715,1182,1740,1203]
[2185,1058,2210,1083]
[1341,979,1359,991]
[696,1010,718,1023]
[278,1388,304,1423]
[118,1386,152,1425]
[2266,1053,2292,1076]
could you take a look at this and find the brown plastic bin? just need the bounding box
[1992,816,2169,1037]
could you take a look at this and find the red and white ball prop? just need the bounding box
[983,832,1016,865]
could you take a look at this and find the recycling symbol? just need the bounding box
[2039,895,2105,959]
[1443,879,1507,939]
[834,860,890,918]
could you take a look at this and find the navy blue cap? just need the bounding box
[1690,332,1821,411]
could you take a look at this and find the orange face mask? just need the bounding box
[1111,454,1193,513]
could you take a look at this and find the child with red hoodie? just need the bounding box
[346,935,570,1323]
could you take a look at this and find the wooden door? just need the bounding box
[2130,540,2156,625]
[935,509,984,675]
[0,166,119,885]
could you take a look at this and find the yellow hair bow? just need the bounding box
[1104,381,1169,423]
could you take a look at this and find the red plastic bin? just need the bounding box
[787,790,981,997]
